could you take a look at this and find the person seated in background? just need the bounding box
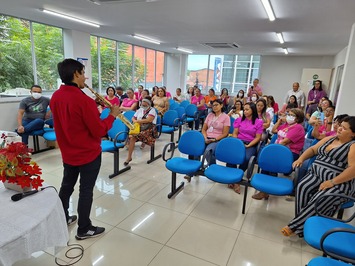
[268,95,279,115]
[204,88,217,113]
[16,85,51,144]
[138,89,150,108]
[115,86,128,105]
[134,85,144,101]
[124,96,157,166]
[152,87,169,116]
[228,100,243,119]
[184,99,230,182]
[120,88,139,112]
[306,80,327,114]
[151,86,159,98]
[229,102,263,194]
[281,116,355,237]
[235,89,246,105]
[162,86,172,99]
[249,92,259,104]
[256,98,271,139]
[189,87,207,130]
[279,95,298,115]
[102,86,120,111]
[311,106,335,140]
[308,98,333,126]
[284,82,306,110]
[305,96,328,121]
[173,88,186,103]
[252,108,305,200]
[186,86,194,102]
[312,113,348,140]
[220,88,230,112]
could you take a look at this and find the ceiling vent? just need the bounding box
[92,0,157,3]
[203,42,239,49]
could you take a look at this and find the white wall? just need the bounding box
[329,46,348,100]
[164,53,182,95]
[259,55,334,106]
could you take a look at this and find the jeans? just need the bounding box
[21,118,45,144]
[205,141,218,165]
[59,154,101,234]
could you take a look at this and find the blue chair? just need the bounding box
[184,104,198,129]
[159,110,180,142]
[269,133,278,144]
[163,131,205,198]
[204,138,252,214]
[101,119,130,178]
[169,102,179,110]
[250,144,294,197]
[304,194,355,261]
[100,108,110,120]
[123,110,135,122]
[180,100,190,109]
[168,98,175,106]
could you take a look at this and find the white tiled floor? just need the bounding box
[13,131,331,266]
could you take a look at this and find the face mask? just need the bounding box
[238,93,243,97]
[32,92,42,99]
[286,115,296,124]
[251,96,257,102]
[142,106,149,111]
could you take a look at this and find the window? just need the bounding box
[156,51,164,87]
[32,22,63,90]
[118,42,133,89]
[187,55,209,92]
[90,36,99,90]
[146,49,156,91]
[133,45,145,89]
[100,37,116,89]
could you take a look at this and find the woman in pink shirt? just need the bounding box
[190,87,207,130]
[184,99,230,182]
[230,102,263,193]
[103,86,120,109]
[120,88,138,112]
[252,108,305,200]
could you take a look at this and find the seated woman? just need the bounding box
[229,102,263,194]
[184,99,230,182]
[220,88,230,112]
[124,96,157,166]
[252,108,305,200]
[138,89,150,108]
[204,88,218,113]
[312,113,348,140]
[173,88,186,103]
[235,89,247,105]
[279,95,298,116]
[256,98,271,139]
[281,116,355,237]
[104,86,120,107]
[120,88,138,112]
[308,98,333,126]
[152,87,169,116]
[228,100,243,119]
[190,87,207,130]
[311,106,334,139]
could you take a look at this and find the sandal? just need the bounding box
[124,159,132,166]
[233,184,241,194]
[184,175,192,182]
[252,192,269,200]
[227,184,234,189]
[281,226,295,237]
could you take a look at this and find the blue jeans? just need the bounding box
[20,118,45,144]
[59,154,101,234]
[205,141,218,165]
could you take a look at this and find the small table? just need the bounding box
[0,184,69,266]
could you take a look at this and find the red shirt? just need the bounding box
[50,84,115,165]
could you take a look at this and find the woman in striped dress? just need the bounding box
[281,116,355,237]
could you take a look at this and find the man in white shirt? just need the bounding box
[284,82,306,110]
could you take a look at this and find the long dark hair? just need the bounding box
[256,98,267,122]
[342,116,355,135]
[237,89,245,98]
[242,102,258,124]
[288,95,298,108]
[312,80,323,91]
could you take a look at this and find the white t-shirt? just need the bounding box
[133,107,157,124]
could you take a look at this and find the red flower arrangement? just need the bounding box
[0,133,44,190]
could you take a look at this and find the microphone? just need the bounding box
[11,190,39,202]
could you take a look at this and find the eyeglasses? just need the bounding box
[212,104,220,107]
[286,112,296,117]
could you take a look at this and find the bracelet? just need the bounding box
[329,179,335,186]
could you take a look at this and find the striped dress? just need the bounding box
[288,137,355,235]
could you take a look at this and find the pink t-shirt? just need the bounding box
[233,117,263,142]
[122,98,138,108]
[205,112,230,138]
[166,91,172,99]
[276,123,305,154]
[191,95,207,110]
[104,96,120,108]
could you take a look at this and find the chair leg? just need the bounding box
[147,144,162,164]
[242,183,249,214]
[31,135,54,154]
[337,208,345,219]
[167,172,184,199]
[176,125,182,144]
[109,151,131,179]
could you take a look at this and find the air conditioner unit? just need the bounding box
[93,0,157,3]
[203,43,239,49]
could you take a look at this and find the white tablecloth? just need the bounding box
[0,184,69,266]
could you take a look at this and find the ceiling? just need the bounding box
[1,0,355,56]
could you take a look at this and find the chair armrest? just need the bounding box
[173,118,180,129]
[155,122,162,138]
[113,130,129,148]
[314,193,355,222]
[181,114,187,123]
[193,111,199,120]
[162,142,175,162]
[320,227,355,264]
[246,155,256,181]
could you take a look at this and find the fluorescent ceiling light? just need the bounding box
[276,32,284,44]
[176,47,193,54]
[40,9,100,28]
[133,34,160,45]
[260,0,276,21]
[283,48,289,55]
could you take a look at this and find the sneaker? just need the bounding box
[67,215,77,226]
[75,226,105,240]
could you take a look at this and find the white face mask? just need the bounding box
[238,93,243,97]
[251,96,257,102]
[286,115,296,124]
[141,105,149,111]
[32,92,42,99]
